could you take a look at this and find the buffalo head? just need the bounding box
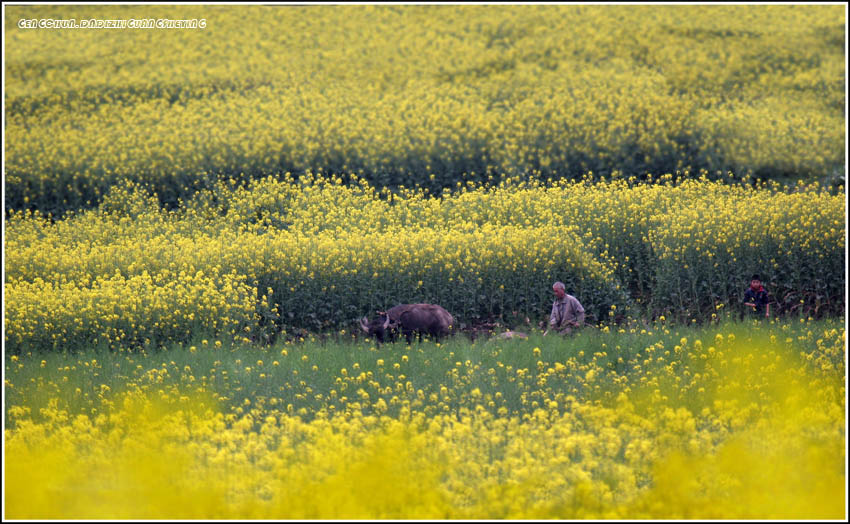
[359,311,397,343]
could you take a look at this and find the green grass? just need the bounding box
[6,315,844,430]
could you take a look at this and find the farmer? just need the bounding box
[544,281,585,336]
[743,274,770,319]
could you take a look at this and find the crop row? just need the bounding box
[5,175,844,353]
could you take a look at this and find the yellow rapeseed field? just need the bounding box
[5,4,846,214]
[3,4,846,520]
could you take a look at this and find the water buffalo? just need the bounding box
[360,303,453,344]
[397,304,454,344]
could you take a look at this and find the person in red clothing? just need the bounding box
[743,274,770,318]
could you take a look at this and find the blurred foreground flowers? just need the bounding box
[5,321,845,519]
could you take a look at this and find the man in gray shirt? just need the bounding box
[544,281,585,336]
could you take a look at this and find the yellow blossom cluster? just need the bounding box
[5,4,845,214]
[5,270,255,353]
[4,319,845,519]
